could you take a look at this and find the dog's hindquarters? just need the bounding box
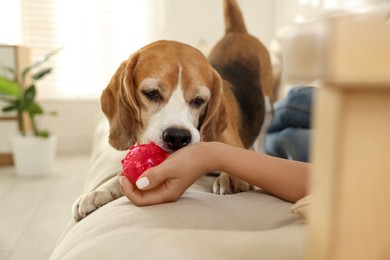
[208,0,272,149]
[209,40,266,148]
[208,0,273,194]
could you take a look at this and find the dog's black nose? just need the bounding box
[162,128,192,151]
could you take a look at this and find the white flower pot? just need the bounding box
[11,135,57,177]
[0,120,18,153]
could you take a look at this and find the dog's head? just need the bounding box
[101,40,228,152]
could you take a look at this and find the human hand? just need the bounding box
[119,142,212,206]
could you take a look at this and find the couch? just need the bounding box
[50,118,307,260]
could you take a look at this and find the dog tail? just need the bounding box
[223,0,247,34]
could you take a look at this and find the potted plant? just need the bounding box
[0,49,58,177]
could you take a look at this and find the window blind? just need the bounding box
[20,0,157,99]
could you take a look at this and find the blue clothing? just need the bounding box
[265,86,316,162]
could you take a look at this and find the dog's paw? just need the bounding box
[72,190,119,221]
[213,173,254,195]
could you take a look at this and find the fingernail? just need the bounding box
[136,177,150,190]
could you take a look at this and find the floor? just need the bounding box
[0,153,90,260]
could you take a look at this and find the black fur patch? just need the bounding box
[212,60,265,148]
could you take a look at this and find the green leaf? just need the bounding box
[14,100,26,112]
[37,130,50,138]
[32,67,52,81]
[23,85,36,106]
[22,48,61,79]
[27,102,44,115]
[0,76,20,97]
[2,104,17,112]
[48,111,58,116]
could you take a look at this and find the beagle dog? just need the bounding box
[73,0,273,221]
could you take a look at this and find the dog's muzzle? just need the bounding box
[162,128,192,151]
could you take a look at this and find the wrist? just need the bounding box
[193,142,224,173]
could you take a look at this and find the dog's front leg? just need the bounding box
[72,175,122,221]
[212,131,256,194]
[213,172,254,194]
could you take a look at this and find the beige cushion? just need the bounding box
[291,195,312,221]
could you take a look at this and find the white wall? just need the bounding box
[39,100,101,154]
[155,0,276,54]
[273,0,389,31]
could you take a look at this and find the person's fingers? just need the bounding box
[119,176,180,206]
[119,176,135,197]
[135,162,172,191]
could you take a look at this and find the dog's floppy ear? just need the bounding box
[199,70,228,141]
[101,53,141,150]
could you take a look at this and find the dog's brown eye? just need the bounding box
[143,90,161,102]
[191,97,206,109]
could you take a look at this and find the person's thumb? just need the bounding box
[135,165,166,190]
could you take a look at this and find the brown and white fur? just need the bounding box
[72,0,273,221]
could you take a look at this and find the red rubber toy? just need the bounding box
[121,142,170,184]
